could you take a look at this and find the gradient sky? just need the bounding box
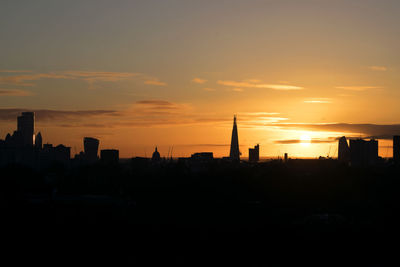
[1,0,400,158]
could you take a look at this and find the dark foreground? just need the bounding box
[1,159,400,266]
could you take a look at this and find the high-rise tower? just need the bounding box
[17,112,34,146]
[338,136,350,163]
[229,115,240,161]
[84,137,99,163]
[35,132,42,149]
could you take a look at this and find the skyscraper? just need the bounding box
[84,137,99,163]
[338,136,350,163]
[17,112,34,146]
[35,132,42,150]
[229,115,240,161]
[394,136,400,164]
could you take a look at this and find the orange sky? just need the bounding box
[1,1,400,158]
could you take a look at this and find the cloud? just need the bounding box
[274,138,337,144]
[0,102,286,131]
[217,80,303,90]
[267,123,400,140]
[368,66,387,71]
[336,86,381,91]
[203,88,215,92]
[135,100,180,110]
[144,80,167,86]
[304,98,332,104]
[0,73,70,86]
[0,89,33,96]
[0,108,119,122]
[136,100,175,106]
[192,78,207,84]
[0,70,166,88]
[232,88,243,92]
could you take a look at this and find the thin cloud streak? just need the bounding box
[368,66,387,71]
[217,80,303,90]
[0,89,33,96]
[0,108,120,122]
[144,80,167,86]
[0,70,165,88]
[267,123,400,140]
[192,78,207,84]
[274,138,337,144]
[336,86,382,91]
[304,98,332,104]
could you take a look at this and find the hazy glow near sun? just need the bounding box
[300,134,311,147]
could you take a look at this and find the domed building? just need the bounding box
[151,147,161,162]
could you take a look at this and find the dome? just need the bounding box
[152,147,161,161]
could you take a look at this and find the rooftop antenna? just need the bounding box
[170,145,174,160]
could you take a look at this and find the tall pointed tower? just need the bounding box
[230,115,240,161]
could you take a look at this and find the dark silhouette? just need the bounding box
[35,131,42,149]
[229,115,240,161]
[17,112,34,146]
[151,146,161,162]
[350,138,379,166]
[338,136,350,164]
[100,149,119,164]
[191,152,213,160]
[248,144,260,162]
[2,112,400,266]
[83,137,99,163]
[0,112,71,168]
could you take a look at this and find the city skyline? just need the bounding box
[1,1,400,158]
[1,111,399,163]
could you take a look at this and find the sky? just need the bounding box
[1,0,400,158]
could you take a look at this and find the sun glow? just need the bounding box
[300,134,311,147]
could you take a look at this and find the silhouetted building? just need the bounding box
[152,147,161,161]
[40,143,70,167]
[54,145,71,165]
[101,149,119,164]
[284,153,288,162]
[394,136,400,164]
[350,139,378,167]
[249,144,259,162]
[35,132,42,150]
[17,112,34,146]
[338,136,350,163]
[84,137,99,163]
[229,115,240,161]
[191,152,213,160]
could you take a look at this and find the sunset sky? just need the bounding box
[1,0,400,158]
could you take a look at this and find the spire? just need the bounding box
[229,115,240,161]
[35,132,42,149]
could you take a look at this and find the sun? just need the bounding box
[300,134,311,147]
